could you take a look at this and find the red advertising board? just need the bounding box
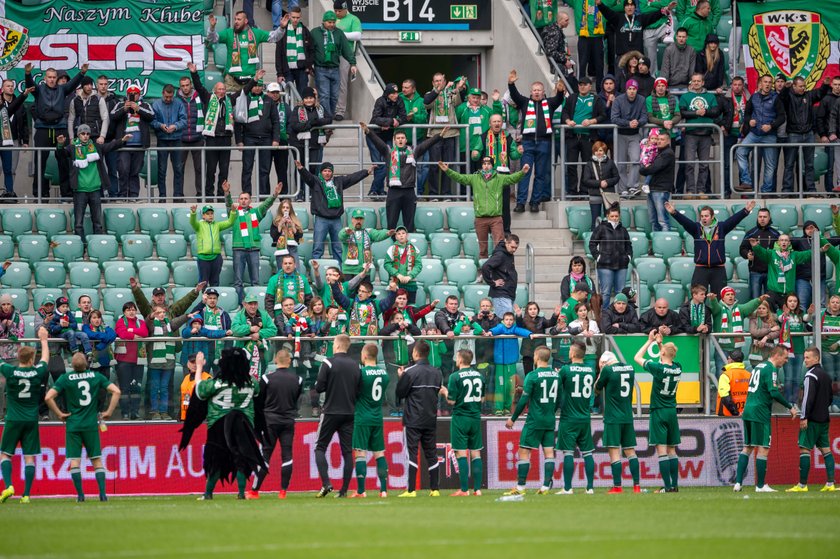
[765,417,840,485]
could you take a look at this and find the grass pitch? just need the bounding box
[2,488,839,559]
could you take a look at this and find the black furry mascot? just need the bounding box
[179,349,268,499]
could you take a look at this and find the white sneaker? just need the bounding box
[641,184,650,194]
[733,483,742,492]
[585,489,595,495]
[555,489,574,495]
[755,485,777,493]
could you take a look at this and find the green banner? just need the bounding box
[0,0,206,98]
[611,335,701,374]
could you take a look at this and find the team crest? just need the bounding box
[0,18,29,72]
[747,10,830,89]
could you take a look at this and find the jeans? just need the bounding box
[516,138,551,205]
[782,132,815,192]
[147,368,173,414]
[116,362,144,419]
[312,215,343,260]
[646,191,671,232]
[492,297,514,316]
[73,189,104,243]
[0,150,13,192]
[271,0,299,28]
[596,268,627,311]
[315,66,340,116]
[782,354,804,405]
[233,248,261,304]
[283,69,309,97]
[61,330,91,353]
[118,150,144,198]
[366,135,387,195]
[796,277,827,311]
[614,133,641,192]
[722,134,737,196]
[198,255,223,286]
[416,150,430,195]
[736,132,778,192]
[748,272,767,300]
[156,139,183,198]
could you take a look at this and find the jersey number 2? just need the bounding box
[463,378,482,403]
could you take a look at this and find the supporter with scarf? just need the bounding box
[143,305,190,420]
[231,295,278,376]
[235,70,281,197]
[290,87,333,199]
[470,115,524,235]
[270,199,305,271]
[109,86,153,199]
[310,10,357,116]
[749,233,828,311]
[330,278,397,360]
[189,62,236,199]
[423,73,466,199]
[265,254,314,327]
[207,11,283,92]
[190,202,237,287]
[187,288,232,372]
[0,293,24,365]
[707,288,767,376]
[338,208,394,276]
[383,226,423,303]
[274,8,314,96]
[114,302,149,420]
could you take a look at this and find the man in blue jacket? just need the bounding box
[665,199,755,294]
[152,84,187,202]
[733,74,786,193]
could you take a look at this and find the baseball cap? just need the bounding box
[152,287,166,296]
[266,82,282,93]
[395,225,408,233]
[384,83,399,96]
[42,296,55,306]
[351,209,365,219]
[204,287,219,296]
[243,294,259,303]
[201,205,215,214]
[56,296,69,307]
[334,0,348,8]
[578,76,593,85]
[468,87,482,96]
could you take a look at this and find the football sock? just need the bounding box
[281,459,293,491]
[70,468,83,498]
[563,455,574,491]
[341,452,353,493]
[543,458,555,488]
[735,451,750,484]
[658,455,671,489]
[628,455,640,486]
[236,471,246,498]
[610,461,622,487]
[823,452,835,484]
[583,452,595,490]
[95,468,106,499]
[800,454,811,486]
[314,449,330,486]
[23,464,35,497]
[496,370,508,412]
[355,457,367,494]
[669,456,679,488]
[429,462,440,491]
[205,472,220,496]
[471,457,483,491]
[407,460,418,492]
[0,458,11,488]
[376,456,388,491]
[516,459,530,486]
[457,456,469,492]
[756,455,768,487]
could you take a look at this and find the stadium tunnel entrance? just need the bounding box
[369,53,482,94]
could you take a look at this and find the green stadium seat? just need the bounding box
[445,207,475,236]
[729,281,749,304]
[723,230,745,260]
[654,282,685,309]
[32,288,63,311]
[21,313,37,337]
[156,234,188,265]
[103,208,137,240]
[138,262,170,288]
[461,233,482,262]
[215,286,239,313]
[259,235,275,260]
[295,210,310,231]
[67,288,100,311]
[632,283,652,310]
[17,234,50,263]
[370,239,391,264]
[634,257,667,285]
[430,233,461,260]
[414,258,444,286]
[413,288,427,307]
[628,231,650,260]
[34,209,67,240]
[172,261,199,287]
[378,207,401,230]
[565,206,591,238]
[222,233,233,258]
[122,234,154,263]
[308,259,340,286]
[172,287,193,303]
[734,257,749,282]
[103,262,136,288]
[297,234,314,264]
[651,232,683,262]
[374,258,388,284]
[814,148,829,179]
[219,260,234,286]
[0,235,13,261]
[671,204,695,237]
[427,284,459,306]
[68,262,102,289]
[767,204,798,233]
[802,205,832,231]
[0,262,31,288]
[716,17,732,41]
[706,204,731,221]
[86,234,119,267]
[414,207,445,234]
[259,258,273,284]
[51,235,85,266]
[632,205,652,236]
[724,259,734,281]
[42,151,58,185]
[719,0,731,11]
[33,262,67,289]
[1,288,30,311]
[345,207,378,228]
[462,284,490,311]
[444,258,478,288]
[732,204,757,232]
[139,150,158,187]
[68,209,94,240]
[138,208,171,240]
[515,285,529,309]
[102,288,135,316]
[0,209,32,240]
[172,208,194,240]
[668,257,695,287]
[408,233,429,256]
[620,206,632,228]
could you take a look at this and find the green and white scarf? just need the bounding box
[690,302,706,327]
[433,81,458,123]
[203,307,223,363]
[150,317,175,365]
[72,139,100,169]
[285,23,305,68]
[0,107,12,146]
[202,94,234,137]
[230,27,260,74]
[246,92,264,123]
[320,176,341,208]
[193,94,205,133]
[322,27,336,59]
[388,145,415,186]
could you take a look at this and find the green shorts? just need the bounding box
[743,420,771,448]
[649,408,681,446]
[352,424,385,453]
[451,416,482,451]
[603,422,637,449]
[66,429,102,460]
[798,421,829,450]
[0,421,40,456]
[519,424,555,450]
[557,421,594,452]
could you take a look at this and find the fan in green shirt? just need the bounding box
[749,235,816,298]
[444,349,485,495]
[399,81,429,141]
[339,209,395,276]
[206,12,283,82]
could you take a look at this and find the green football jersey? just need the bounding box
[516,367,560,430]
[596,362,635,424]
[196,377,260,428]
[52,370,112,432]
[742,361,791,424]
[558,362,596,422]
[448,367,484,418]
[355,365,389,426]
[644,359,682,410]
[1,362,48,422]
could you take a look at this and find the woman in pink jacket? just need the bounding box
[114,301,149,420]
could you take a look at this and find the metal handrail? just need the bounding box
[525,242,536,301]
[512,0,573,93]
[357,42,386,89]
[727,140,834,199]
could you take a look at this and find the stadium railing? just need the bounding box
[728,141,834,199]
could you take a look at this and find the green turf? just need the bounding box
[2,488,839,558]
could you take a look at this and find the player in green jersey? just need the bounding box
[556,342,596,494]
[504,347,560,495]
[734,346,797,493]
[351,343,390,498]
[595,351,641,494]
[0,328,50,504]
[45,353,121,502]
[444,349,484,496]
[635,331,682,493]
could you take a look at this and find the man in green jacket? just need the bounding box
[399,79,430,193]
[231,294,278,375]
[383,226,423,304]
[339,208,394,277]
[206,12,283,91]
[749,234,825,310]
[440,159,529,258]
[334,1,363,121]
[190,203,237,286]
[310,10,357,117]
[224,180,281,305]
[681,0,717,52]
[707,287,766,376]
[455,88,500,159]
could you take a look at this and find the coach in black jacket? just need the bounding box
[794,348,835,490]
[314,334,361,498]
[395,341,443,496]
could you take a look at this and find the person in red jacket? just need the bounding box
[114,301,149,420]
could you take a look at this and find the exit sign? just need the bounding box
[450,4,478,20]
[398,31,421,42]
